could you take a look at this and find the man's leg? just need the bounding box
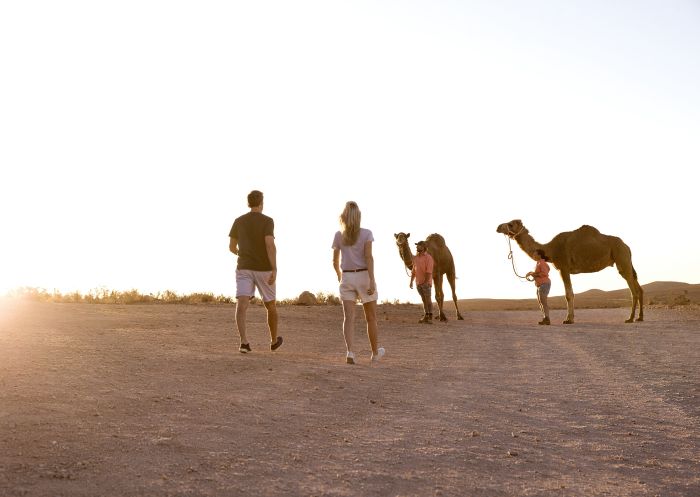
[425,286,433,320]
[236,296,250,344]
[263,299,278,343]
[418,284,432,322]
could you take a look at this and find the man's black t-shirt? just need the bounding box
[229,212,275,271]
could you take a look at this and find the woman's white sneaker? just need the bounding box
[346,351,356,365]
[371,347,385,364]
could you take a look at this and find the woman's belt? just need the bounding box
[342,268,368,273]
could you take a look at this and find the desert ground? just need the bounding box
[1,300,699,497]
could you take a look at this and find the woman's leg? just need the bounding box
[536,287,545,317]
[362,300,379,354]
[537,284,551,323]
[342,300,356,352]
[541,289,550,319]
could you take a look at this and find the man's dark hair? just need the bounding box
[535,249,550,261]
[248,190,263,208]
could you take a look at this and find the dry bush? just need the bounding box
[315,292,340,305]
[4,287,235,305]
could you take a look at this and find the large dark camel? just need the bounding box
[394,232,464,321]
[496,219,644,324]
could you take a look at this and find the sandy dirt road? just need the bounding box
[1,301,699,496]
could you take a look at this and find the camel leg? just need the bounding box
[447,271,463,320]
[619,266,644,323]
[434,274,447,322]
[636,279,644,322]
[561,271,575,324]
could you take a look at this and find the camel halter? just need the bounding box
[504,234,534,282]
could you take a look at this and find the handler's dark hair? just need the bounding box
[535,248,550,261]
[247,190,263,208]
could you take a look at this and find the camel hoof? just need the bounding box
[563,320,574,325]
[636,317,644,322]
[439,316,448,322]
[625,318,634,323]
[457,315,464,321]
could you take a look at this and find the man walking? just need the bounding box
[229,190,283,353]
[409,240,435,324]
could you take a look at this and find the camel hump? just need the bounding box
[426,233,446,247]
[577,225,602,235]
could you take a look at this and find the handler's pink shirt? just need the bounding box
[412,252,434,286]
[534,259,551,287]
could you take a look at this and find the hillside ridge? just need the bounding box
[456,281,700,311]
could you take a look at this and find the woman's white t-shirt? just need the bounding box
[332,228,374,271]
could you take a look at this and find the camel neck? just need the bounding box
[514,230,544,259]
[399,242,413,269]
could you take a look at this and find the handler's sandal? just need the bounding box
[371,347,385,364]
[538,318,551,325]
[270,336,284,351]
[239,343,252,354]
[346,351,356,365]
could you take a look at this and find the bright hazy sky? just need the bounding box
[2,1,699,304]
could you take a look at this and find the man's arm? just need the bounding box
[229,237,238,255]
[420,256,434,285]
[265,235,277,285]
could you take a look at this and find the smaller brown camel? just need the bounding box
[496,219,644,324]
[394,232,464,321]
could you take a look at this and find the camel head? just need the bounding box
[394,232,410,247]
[394,232,413,270]
[496,219,526,239]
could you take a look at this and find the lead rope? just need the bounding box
[398,243,413,277]
[506,235,534,282]
[401,251,413,277]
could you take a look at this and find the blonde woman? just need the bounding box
[332,201,385,365]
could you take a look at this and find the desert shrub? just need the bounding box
[3,287,334,306]
[215,294,234,304]
[7,287,59,302]
[673,293,690,306]
[315,292,340,305]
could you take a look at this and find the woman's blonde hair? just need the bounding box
[339,201,361,246]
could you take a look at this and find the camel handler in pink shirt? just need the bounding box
[410,240,435,324]
[526,248,552,325]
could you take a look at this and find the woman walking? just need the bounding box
[332,201,385,365]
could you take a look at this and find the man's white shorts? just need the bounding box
[236,269,276,302]
[339,271,378,304]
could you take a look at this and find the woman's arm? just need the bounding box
[333,248,341,282]
[364,241,375,295]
